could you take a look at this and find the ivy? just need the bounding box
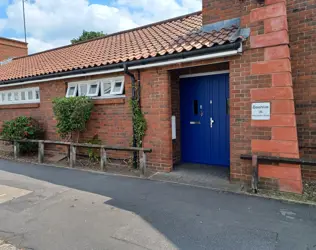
[129,98,147,148]
[52,96,93,141]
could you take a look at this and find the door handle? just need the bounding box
[190,121,201,125]
[210,117,214,128]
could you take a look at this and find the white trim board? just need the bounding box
[0,49,241,88]
[179,70,230,79]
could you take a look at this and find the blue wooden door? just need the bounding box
[180,74,230,167]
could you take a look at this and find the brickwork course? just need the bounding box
[0,0,315,194]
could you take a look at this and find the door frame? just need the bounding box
[179,71,230,167]
[179,70,230,79]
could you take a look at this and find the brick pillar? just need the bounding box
[249,0,302,193]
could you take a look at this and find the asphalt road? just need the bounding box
[0,160,315,250]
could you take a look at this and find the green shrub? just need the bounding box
[52,96,94,140]
[87,134,102,162]
[1,116,44,153]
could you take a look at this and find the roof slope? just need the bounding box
[0,12,239,83]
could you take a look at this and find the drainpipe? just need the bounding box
[124,64,138,168]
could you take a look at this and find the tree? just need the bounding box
[71,30,105,44]
[52,96,94,142]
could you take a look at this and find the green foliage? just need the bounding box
[71,30,105,44]
[52,96,94,140]
[87,134,102,162]
[1,116,44,153]
[129,99,147,147]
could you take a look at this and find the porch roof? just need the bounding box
[0,11,242,84]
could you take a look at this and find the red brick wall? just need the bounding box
[0,38,28,61]
[248,0,302,193]
[287,0,316,181]
[202,0,243,25]
[0,74,133,158]
[202,0,304,193]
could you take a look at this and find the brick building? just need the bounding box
[0,0,315,193]
[0,37,28,62]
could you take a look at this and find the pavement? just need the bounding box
[0,160,315,250]
[150,163,242,192]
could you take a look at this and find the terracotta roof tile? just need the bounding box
[0,11,240,83]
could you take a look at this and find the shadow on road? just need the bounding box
[0,160,315,250]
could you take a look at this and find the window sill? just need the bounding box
[0,103,40,109]
[92,96,126,105]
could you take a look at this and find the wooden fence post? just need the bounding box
[14,141,20,159]
[100,147,107,171]
[70,145,76,168]
[38,141,44,163]
[140,151,147,177]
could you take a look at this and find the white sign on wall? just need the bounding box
[251,102,270,120]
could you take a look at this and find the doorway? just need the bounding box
[180,73,230,167]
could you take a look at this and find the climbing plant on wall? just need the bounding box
[129,98,147,148]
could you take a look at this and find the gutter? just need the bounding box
[0,42,242,87]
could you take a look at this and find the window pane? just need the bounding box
[8,93,12,101]
[68,86,75,96]
[14,92,19,101]
[28,91,33,100]
[79,84,87,96]
[103,82,111,94]
[89,84,98,95]
[36,90,40,99]
[113,82,122,93]
[1,93,5,102]
[21,92,26,100]
[194,100,198,115]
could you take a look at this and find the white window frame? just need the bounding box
[66,83,78,97]
[78,82,88,97]
[0,87,40,105]
[86,81,100,97]
[100,76,124,97]
[67,76,125,98]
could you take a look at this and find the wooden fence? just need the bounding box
[0,138,152,177]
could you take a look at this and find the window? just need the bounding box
[35,90,40,100]
[0,87,40,105]
[100,77,124,97]
[87,82,100,97]
[66,83,77,97]
[28,90,33,100]
[67,77,124,98]
[102,81,112,95]
[78,83,88,96]
[14,92,19,101]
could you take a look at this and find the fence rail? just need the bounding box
[0,138,152,177]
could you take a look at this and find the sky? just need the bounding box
[0,0,201,54]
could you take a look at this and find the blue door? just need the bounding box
[180,74,230,167]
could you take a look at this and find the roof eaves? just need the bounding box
[0,42,242,85]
